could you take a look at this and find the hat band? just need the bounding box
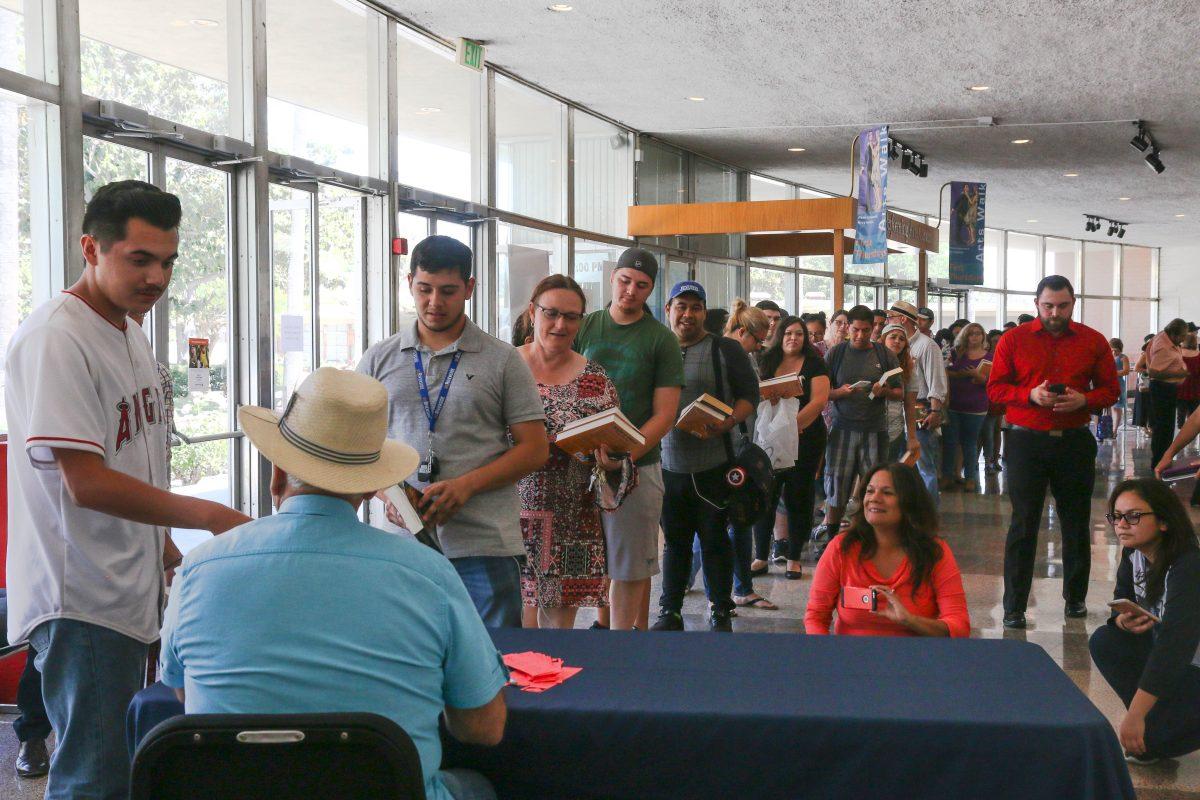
[278,403,381,466]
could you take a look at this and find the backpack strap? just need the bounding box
[708,335,737,464]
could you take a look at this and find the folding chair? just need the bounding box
[131,712,427,800]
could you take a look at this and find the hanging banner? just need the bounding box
[949,181,987,285]
[853,125,889,265]
[187,338,211,393]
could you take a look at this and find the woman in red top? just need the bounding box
[805,463,970,638]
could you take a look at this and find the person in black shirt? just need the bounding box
[1090,478,1200,763]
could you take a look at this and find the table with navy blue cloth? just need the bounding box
[128,628,1134,800]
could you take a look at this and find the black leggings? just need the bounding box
[1090,623,1200,759]
[753,424,826,562]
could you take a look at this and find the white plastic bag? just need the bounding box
[755,397,800,470]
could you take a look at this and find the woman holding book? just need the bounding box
[516,275,631,629]
[1090,478,1200,763]
[752,316,830,579]
[942,322,991,492]
[879,324,913,463]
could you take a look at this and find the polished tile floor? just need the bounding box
[2,427,1197,798]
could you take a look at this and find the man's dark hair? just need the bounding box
[1017,313,1035,324]
[82,180,182,248]
[410,235,473,282]
[846,304,874,325]
[1036,274,1075,298]
[1003,321,1017,329]
[950,318,969,331]
[989,329,1003,337]
[704,308,729,336]
[754,300,781,313]
[1165,318,1189,338]
[872,309,887,320]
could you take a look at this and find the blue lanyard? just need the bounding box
[414,349,463,435]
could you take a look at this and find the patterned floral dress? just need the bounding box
[518,360,619,608]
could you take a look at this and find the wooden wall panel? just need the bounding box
[628,198,857,236]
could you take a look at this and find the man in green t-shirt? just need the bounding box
[575,248,684,630]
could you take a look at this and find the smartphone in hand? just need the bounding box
[841,586,878,611]
[1107,599,1160,623]
[1048,383,1066,394]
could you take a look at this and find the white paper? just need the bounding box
[280,314,305,353]
[187,367,210,393]
[382,484,425,536]
[868,367,904,399]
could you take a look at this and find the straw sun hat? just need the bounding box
[238,367,419,494]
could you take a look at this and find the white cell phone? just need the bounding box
[1107,599,1160,623]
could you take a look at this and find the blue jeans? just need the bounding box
[29,619,148,800]
[690,524,755,597]
[943,411,987,482]
[451,556,524,628]
[914,426,941,506]
[440,768,499,800]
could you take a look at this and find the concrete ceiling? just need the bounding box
[384,0,1200,251]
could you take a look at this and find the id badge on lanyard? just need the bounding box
[414,349,463,483]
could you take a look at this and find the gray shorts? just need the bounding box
[823,427,889,509]
[601,462,664,581]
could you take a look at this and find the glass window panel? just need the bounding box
[1006,233,1041,293]
[636,138,687,251]
[650,256,691,322]
[1120,299,1156,351]
[927,227,949,282]
[317,185,364,369]
[1083,297,1117,339]
[799,254,833,273]
[1121,245,1155,298]
[497,223,564,344]
[168,438,231,554]
[695,260,737,310]
[495,76,564,224]
[801,274,833,316]
[574,112,632,238]
[1083,242,1120,296]
[888,249,919,281]
[856,285,877,309]
[1005,294,1034,325]
[80,1,230,134]
[270,184,313,408]
[1,91,55,435]
[970,290,1003,332]
[983,228,1003,289]
[396,28,482,201]
[574,238,623,313]
[0,0,50,80]
[83,136,149,198]
[394,212,429,331]
[1044,237,1081,287]
[749,266,795,312]
[267,0,382,175]
[749,174,791,201]
[691,158,738,258]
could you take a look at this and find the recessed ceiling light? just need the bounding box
[1063,172,1079,177]
[1176,214,1187,218]
[170,19,188,27]
[547,3,573,10]
[416,106,442,114]
[686,96,706,102]
[787,147,806,152]
[1026,219,1038,223]
[1118,196,1131,201]
[1011,138,1031,144]
[967,85,990,91]
[189,18,219,27]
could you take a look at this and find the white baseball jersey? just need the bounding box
[6,291,169,644]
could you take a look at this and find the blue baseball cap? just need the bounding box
[667,280,707,305]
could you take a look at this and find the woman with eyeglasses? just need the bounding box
[1090,478,1200,764]
[515,275,632,628]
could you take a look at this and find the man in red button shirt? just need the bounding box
[986,275,1120,629]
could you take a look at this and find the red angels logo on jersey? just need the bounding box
[115,384,165,452]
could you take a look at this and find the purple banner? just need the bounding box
[949,181,987,285]
[853,125,888,265]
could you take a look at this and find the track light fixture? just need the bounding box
[1130,121,1165,174]
[1130,122,1150,152]
[1145,149,1166,174]
[887,136,930,178]
[1084,214,1127,238]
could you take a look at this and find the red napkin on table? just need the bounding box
[503,651,582,693]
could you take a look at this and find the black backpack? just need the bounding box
[709,337,776,527]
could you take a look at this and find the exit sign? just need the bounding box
[456,38,485,71]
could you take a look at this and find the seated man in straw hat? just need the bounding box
[159,367,508,800]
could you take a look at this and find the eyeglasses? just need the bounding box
[1106,510,1155,526]
[535,304,584,323]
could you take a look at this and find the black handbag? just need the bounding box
[709,337,776,527]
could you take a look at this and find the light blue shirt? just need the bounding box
[159,494,508,800]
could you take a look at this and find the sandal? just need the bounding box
[734,594,778,610]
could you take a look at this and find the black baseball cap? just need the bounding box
[615,247,659,282]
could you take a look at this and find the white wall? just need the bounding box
[1159,243,1200,324]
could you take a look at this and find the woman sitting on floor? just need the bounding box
[804,463,970,638]
[1090,478,1200,764]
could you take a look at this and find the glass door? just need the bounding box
[269,183,315,409]
[651,255,692,321]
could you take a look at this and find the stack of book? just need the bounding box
[676,393,733,437]
[759,372,805,402]
[555,408,645,458]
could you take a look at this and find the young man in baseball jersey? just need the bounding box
[5,181,249,799]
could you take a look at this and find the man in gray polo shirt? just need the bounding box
[358,236,549,627]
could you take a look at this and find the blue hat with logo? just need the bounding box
[667,280,707,305]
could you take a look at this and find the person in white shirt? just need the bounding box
[5,181,249,800]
